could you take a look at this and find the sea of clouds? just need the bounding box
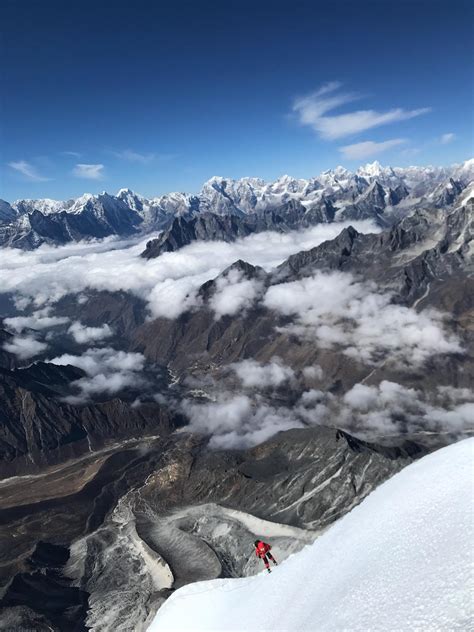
[0,221,377,318]
[1,220,471,446]
[181,359,474,448]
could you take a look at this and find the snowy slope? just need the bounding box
[149,438,474,631]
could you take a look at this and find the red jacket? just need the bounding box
[255,540,271,558]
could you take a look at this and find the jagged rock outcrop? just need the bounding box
[141,202,336,258]
[142,213,257,258]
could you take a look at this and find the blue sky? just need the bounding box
[1,0,473,201]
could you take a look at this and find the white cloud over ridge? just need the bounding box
[337,381,474,436]
[293,82,431,140]
[210,268,265,319]
[0,220,462,370]
[68,321,113,344]
[50,347,146,403]
[263,271,462,367]
[3,334,48,360]
[182,393,303,449]
[231,357,295,388]
[1,215,469,449]
[4,308,69,333]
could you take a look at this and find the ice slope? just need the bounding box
[149,438,474,631]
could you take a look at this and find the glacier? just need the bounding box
[149,438,474,631]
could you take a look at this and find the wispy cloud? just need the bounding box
[60,150,82,158]
[8,160,51,182]
[72,163,104,179]
[293,82,431,140]
[111,149,156,163]
[440,133,456,144]
[340,138,407,160]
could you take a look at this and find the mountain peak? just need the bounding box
[359,160,384,176]
[203,175,226,187]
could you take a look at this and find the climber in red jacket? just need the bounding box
[254,539,278,573]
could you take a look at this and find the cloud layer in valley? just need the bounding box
[181,365,474,448]
[230,357,295,388]
[50,347,146,403]
[182,393,303,449]
[0,220,378,319]
[2,221,470,448]
[1,220,463,372]
[263,271,462,367]
[4,308,70,333]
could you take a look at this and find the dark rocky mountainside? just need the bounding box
[132,203,473,394]
[0,362,182,477]
[141,202,336,258]
[0,425,421,631]
[0,201,469,475]
[136,427,421,530]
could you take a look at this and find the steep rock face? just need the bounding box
[0,542,89,632]
[338,181,388,224]
[0,200,17,223]
[0,362,182,476]
[137,427,420,530]
[54,290,148,339]
[0,326,16,369]
[141,203,336,258]
[142,213,256,259]
[433,178,464,206]
[275,204,472,294]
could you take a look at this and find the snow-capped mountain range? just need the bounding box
[1,159,473,250]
